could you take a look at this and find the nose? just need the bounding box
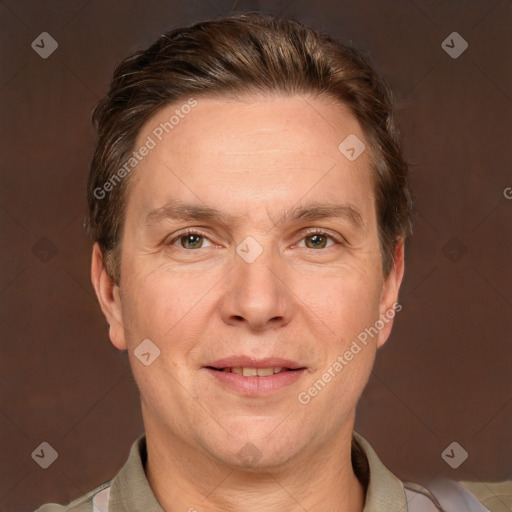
[219,244,294,332]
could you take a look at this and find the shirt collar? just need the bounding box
[353,431,408,511]
[108,431,407,512]
[108,434,162,512]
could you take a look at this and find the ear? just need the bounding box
[90,242,127,351]
[376,238,405,349]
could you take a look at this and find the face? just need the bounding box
[92,94,404,470]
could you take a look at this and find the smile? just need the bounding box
[204,366,306,395]
[211,367,292,376]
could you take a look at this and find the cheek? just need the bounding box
[121,267,210,343]
[298,326,377,425]
[300,267,383,336]
[295,269,382,399]
[120,271,210,424]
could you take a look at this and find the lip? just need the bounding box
[206,357,304,370]
[203,357,307,396]
[204,367,307,395]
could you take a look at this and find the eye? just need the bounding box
[296,230,339,249]
[168,230,215,249]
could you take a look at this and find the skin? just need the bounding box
[91,93,405,512]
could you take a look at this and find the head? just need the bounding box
[88,12,412,470]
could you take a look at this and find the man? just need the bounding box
[36,12,502,512]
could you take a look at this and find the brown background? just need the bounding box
[0,1,511,511]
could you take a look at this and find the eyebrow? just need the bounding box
[281,202,364,229]
[144,201,364,229]
[145,202,241,227]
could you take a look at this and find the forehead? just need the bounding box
[127,94,374,224]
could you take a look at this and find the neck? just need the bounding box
[144,417,366,512]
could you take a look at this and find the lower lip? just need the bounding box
[204,368,306,395]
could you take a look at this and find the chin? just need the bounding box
[218,445,300,473]
[205,423,309,471]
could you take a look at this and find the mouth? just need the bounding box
[206,366,301,377]
[203,358,307,395]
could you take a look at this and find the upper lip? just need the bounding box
[205,357,305,370]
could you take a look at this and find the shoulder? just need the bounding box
[458,480,512,512]
[34,481,111,512]
[33,434,146,512]
[415,477,511,512]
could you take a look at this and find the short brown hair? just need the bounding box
[85,11,413,284]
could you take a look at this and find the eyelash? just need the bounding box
[166,228,343,249]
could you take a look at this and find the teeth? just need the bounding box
[227,367,288,376]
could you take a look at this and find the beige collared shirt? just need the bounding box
[36,431,507,512]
